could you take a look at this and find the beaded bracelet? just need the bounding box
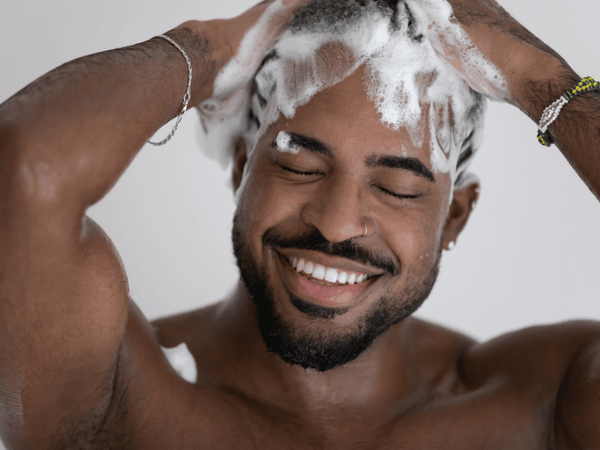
[148,35,193,146]
[537,76,600,147]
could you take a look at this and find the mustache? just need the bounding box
[263,228,399,276]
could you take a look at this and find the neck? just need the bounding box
[210,280,428,422]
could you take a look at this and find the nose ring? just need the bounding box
[363,223,368,236]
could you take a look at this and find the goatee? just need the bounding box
[232,211,441,372]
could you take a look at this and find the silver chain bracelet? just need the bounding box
[148,34,193,146]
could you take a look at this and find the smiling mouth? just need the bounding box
[277,252,383,308]
[285,256,374,286]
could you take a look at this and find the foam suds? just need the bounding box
[275,130,301,154]
[161,343,197,384]
[197,0,505,191]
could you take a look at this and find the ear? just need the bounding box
[442,182,479,250]
[231,137,248,193]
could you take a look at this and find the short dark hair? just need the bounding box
[290,0,423,41]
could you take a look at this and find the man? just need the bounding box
[0,1,599,449]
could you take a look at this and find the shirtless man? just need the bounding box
[1,0,599,448]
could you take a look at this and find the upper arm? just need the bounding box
[555,334,600,448]
[0,178,131,448]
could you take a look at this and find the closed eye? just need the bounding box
[277,162,318,176]
[375,185,420,200]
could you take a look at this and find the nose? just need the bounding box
[300,175,370,243]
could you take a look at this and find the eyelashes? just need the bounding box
[276,160,421,201]
[373,185,420,200]
[277,162,319,177]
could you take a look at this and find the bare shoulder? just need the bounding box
[412,317,600,397]
[462,320,600,380]
[462,319,600,447]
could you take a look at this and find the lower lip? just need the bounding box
[278,254,371,307]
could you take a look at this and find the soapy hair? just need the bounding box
[198,0,493,189]
[290,0,414,36]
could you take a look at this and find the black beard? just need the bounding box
[232,210,441,372]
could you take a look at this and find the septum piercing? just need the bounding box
[363,223,368,236]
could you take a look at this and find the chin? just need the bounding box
[232,207,442,371]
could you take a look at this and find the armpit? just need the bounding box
[46,347,135,450]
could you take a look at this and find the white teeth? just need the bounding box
[287,256,371,285]
[324,268,338,283]
[304,261,314,275]
[313,265,326,280]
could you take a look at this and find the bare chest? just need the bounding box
[117,383,554,450]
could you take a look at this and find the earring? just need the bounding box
[447,240,456,250]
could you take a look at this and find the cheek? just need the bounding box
[377,195,449,273]
[242,173,299,223]
[384,217,441,270]
[236,163,307,256]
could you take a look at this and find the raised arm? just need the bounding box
[417,0,600,200]
[0,22,223,449]
[0,1,307,447]
[415,0,600,445]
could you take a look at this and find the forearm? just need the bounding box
[445,0,600,201]
[0,21,224,213]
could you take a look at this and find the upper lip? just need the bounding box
[275,248,386,277]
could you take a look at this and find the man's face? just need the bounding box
[232,69,453,372]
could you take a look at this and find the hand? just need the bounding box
[226,0,314,61]
[172,0,312,102]
[411,0,571,109]
[413,0,600,203]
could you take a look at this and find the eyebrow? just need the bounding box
[272,133,435,182]
[365,154,436,182]
[277,132,334,158]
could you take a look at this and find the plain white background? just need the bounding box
[1,1,599,446]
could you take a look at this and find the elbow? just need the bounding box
[0,123,65,210]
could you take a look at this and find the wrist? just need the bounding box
[508,50,578,123]
[165,19,232,105]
